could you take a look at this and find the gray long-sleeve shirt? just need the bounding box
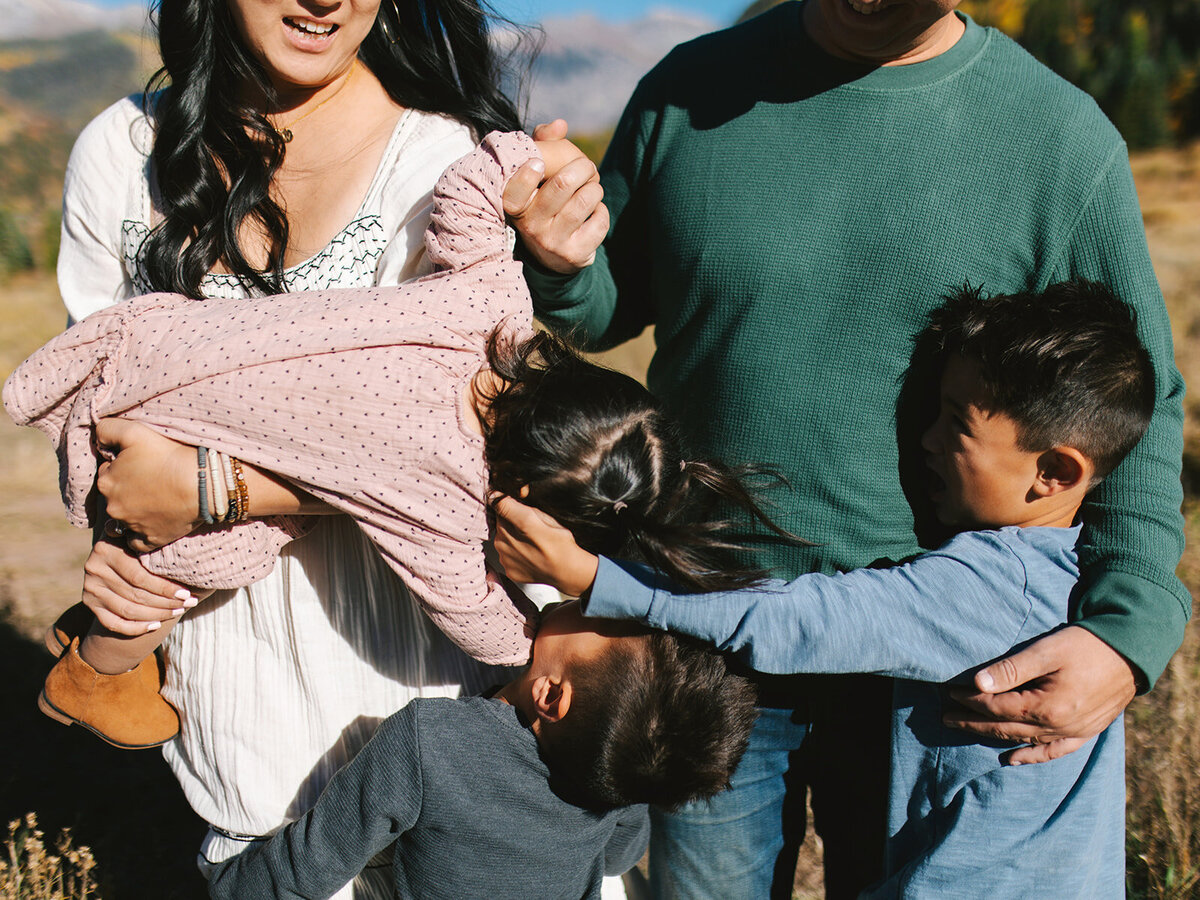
[208,696,648,899]
[586,525,1124,898]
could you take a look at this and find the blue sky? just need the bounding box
[490,0,740,25]
[94,0,744,27]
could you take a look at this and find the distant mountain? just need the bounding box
[512,10,719,132]
[0,27,150,274]
[0,0,146,40]
[0,30,152,133]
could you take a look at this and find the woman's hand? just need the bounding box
[82,540,204,635]
[503,119,609,275]
[95,418,200,551]
[491,494,599,597]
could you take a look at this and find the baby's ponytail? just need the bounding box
[481,329,803,592]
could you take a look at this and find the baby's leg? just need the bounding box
[79,617,177,675]
[40,614,183,749]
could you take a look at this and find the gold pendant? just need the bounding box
[278,127,294,143]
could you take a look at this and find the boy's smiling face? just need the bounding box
[920,354,1043,529]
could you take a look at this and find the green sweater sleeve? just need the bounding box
[523,77,660,350]
[1049,145,1189,687]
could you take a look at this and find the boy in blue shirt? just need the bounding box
[493,280,1155,897]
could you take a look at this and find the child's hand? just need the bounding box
[491,493,599,598]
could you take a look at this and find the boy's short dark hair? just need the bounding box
[928,280,1155,480]
[538,630,758,811]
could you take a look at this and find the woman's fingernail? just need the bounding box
[175,589,195,601]
[171,607,186,617]
[146,621,162,632]
[530,158,545,175]
[183,598,199,609]
[977,670,995,692]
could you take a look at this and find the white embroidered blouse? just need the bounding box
[56,96,507,875]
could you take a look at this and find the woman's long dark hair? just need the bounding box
[482,330,803,592]
[142,0,527,298]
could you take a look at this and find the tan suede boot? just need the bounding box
[39,638,179,749]
[43,602,94,655]
[44,603,166,692]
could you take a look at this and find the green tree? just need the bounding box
[0,207,34,278]
[38,207,61,273]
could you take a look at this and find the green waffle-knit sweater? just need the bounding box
[526,4,1188,686]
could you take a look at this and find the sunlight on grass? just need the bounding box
[0,814,97,900]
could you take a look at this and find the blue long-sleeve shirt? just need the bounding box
[586,525,1124,898]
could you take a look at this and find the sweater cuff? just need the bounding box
[519,247,619,348]
[583,557,661,623]
[1073,569,1192,690]
[516,247,586,305]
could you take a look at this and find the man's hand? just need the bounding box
[503,119,609,274]
[944,625,1137,765]
[491,493,599,598]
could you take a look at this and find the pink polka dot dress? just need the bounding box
[5,131,540,667]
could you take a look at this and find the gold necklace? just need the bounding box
[270,60,359,143]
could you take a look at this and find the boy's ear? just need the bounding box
[531,674,573,724]
[1033,447,1091,495]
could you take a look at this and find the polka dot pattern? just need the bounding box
[3,131,540,666]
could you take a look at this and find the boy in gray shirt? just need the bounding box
[495,280,1154,898]
[207,600,757,899]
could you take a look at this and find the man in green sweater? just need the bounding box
[503,1,1187,897]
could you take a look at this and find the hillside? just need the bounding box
[0,29,153,271]
[0,30,151,133]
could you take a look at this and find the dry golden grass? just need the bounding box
[0,814,97,900]
[0,273,90,639]
[1123,140,1200,900]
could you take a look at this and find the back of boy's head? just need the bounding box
[537,629,758,811]
[481,329,799,591]
[927,280,1155,479]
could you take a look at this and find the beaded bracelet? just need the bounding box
[230,457,250,523]
[220,452,239,524]
[208,449,230,522]
[197,446,214,525]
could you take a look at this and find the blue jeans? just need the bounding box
[648,706,809,900]
[648,675,892,900]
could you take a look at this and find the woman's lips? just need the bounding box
[284,17,338,42]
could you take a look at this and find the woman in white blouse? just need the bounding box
[57,0,527,895]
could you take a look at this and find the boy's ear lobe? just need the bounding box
[531,674,573,723]
[1033,447,1091,495]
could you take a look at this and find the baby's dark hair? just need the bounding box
[926,281,1155,480]
[539,629,758,811]
[481,329,796,591]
